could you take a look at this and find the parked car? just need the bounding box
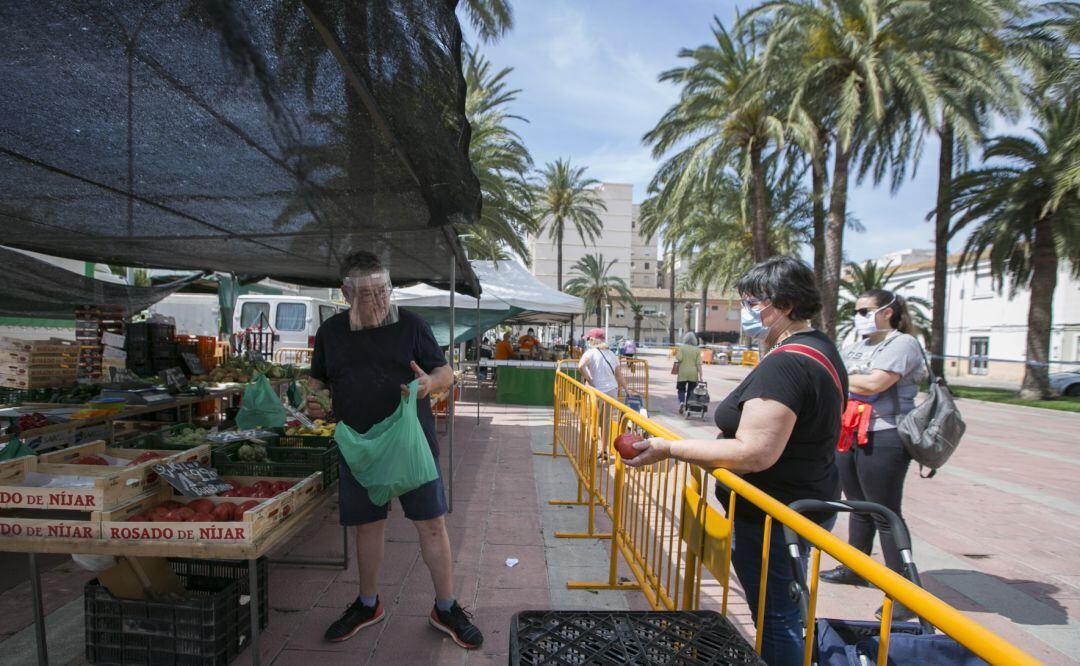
[1049,368,1080,397]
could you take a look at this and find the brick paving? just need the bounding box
[1,350,1077,664]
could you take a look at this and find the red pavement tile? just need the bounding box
[393,572,481,616]
[272,647,380,665]
[333,539,420,587]
[0,564,95,637]
[368,613,469,665]
[279,603,384,654]
[479,544,548,589]
[269,568,337,611]
[485,512,543,546]
[473,586,551,655]
[317,582,402,610]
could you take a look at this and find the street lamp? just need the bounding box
[604,302,611,341]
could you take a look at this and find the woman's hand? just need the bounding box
[622,437,672,467]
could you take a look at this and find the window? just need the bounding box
[644,262,650,270]
[631,261,635,268]
[973,271,995,299]
[710,305,719,311]
[275,302,307,331]
[240,302,269,329]
[319,305,336,323]
[968,337,989,375]
[616,310,625,319]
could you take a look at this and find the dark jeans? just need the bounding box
[676,380,697,404]
[732,514,837,666]
[836,428,912,572]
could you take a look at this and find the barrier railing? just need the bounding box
[550,367,1038,665]
[272,347,313,365]
[619,356,650,409]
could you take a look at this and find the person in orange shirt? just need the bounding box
[518,328,541,357]
[494,333,515,360]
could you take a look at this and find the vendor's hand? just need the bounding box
[622,437,672,468]
[306,396,326,419]
[402,361,432,399]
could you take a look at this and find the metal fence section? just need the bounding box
[619,356,650,409]
[550,367,1039,665]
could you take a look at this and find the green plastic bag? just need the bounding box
[336,379,439,506]
[235,373,287,430]
[0,436,36,460]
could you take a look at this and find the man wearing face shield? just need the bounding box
[307,251,483,649]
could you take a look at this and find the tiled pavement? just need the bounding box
[1,351,1078,664]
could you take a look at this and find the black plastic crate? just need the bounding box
[214,441,339,483]
[85,560,259,665]
[509,610,764,666]
[169,558,268,632]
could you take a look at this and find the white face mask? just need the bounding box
[852,297,895,337]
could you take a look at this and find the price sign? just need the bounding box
[152,461,234,497]
[159,367,189,393]
[180,352,206,376]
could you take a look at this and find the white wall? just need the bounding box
[530,183,634,293]
[629,203,659,289]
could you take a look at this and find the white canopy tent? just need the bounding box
[469,260,584,323]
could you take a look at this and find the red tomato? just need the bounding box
[74,455,108,465]
[159,500,182,511]
[218,490,239,497]
[163,510,184,522]
[613,432,644,460]
[188,499,215,514]
[128,513,150,522]
[270,481,290,495]
[150,506,172,521]
[127,452,162,466]
[190,512,214,522]
[211,504,235,522]
[235,500,260,517]
[253,481,272,493]
[236,487,256,498]
[252,488,273,499]
[174,507,196,522]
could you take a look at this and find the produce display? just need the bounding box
[163,427,211,447]
[126,498,266,523]
[70,451,163,466]
[200,358,306,384]
[283,420,335,437]
[17,412,49,430]
[218,479,293,498]
[233,442,268,461]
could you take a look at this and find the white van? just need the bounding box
[233,296,345,350]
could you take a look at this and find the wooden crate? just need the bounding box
[0,374,76,389]
[0,455,152,511]
[39,442,212,486]
[191,472,323,522]
[0,338,79,354]
[0,481,170,542]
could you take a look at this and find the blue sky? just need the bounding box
[461,0,979,263]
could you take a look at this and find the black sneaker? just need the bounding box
[429,601,483,649]
[324,596,385,643]
[819,565,871,587]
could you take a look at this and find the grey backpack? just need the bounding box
[897,348,966,478]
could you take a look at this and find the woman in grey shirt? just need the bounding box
[820,289,926,620]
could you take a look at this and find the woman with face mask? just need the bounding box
[819,289,927,621]
[624,256,848,664]
[674,331,703,413]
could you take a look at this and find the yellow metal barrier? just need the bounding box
[550,369,1039,665]
[273,347,313,365]
[740,349,759,367]
[619,356,649,409]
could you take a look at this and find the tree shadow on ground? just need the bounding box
[922,568,1067,626]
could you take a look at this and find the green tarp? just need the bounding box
[408,306,520,347]
[495,366,555,406]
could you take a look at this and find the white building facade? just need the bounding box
[884,249,1080,383]
[629,204,658,289]
[529,183,636,291]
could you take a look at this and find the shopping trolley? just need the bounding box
[783,500,987,665]
[684,382,710,419]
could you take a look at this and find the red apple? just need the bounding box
[613,432,644,460]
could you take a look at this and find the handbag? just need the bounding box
[670,360,680,375]
[897,347,966,478]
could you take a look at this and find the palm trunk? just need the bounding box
[700,283,708,332]
[668,243,676,344]
[556,224,564,292]
[595,302,602,328]
[821,141,851,338]
[750,143,770,261]
[1019,215,1057,400]
[810,138,828,330]
[931,121,953,378]
[633,316,642,343]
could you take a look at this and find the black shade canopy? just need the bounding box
[0,0,481,294]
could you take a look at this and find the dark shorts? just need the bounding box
[338,459,448,525]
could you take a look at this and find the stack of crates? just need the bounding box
[125,322,178,377]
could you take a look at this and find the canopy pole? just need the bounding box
[448,259,456,514]
[476,295,481,424]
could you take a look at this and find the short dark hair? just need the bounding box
[736,256,822,321]
[339,251,383,281]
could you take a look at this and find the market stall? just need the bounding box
[480,360,560,406]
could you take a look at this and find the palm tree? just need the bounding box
[644,19,785,262]
[464,47,535,260]
[836,260,932,343]
[744,0,953,337]
[637,195,677,343]
[459,0,515,43]
[564,254,634,327]
[532,159,606,291]
[950,101,1080,400]
[630,303,645,343]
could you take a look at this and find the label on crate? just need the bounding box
[0,516,99,539]
[152,461,233,497]
[0,487,99,510]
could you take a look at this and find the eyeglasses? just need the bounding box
[854,307,874,317]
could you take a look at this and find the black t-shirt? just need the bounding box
[713,330,847,523]
[310,308,446,456]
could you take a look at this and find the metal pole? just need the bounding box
[476,294,481,423]
[29,553,47,666]
[249,557,260,666]
[448,259,456,513]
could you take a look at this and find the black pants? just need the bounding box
[836,428,912,572]
[676,381,697,404]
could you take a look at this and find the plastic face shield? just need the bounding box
[343,269,399,331]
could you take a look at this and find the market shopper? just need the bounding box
[307,251,483,649]
[674,332,703,414]
[819,289,926,620]
[578,328,630,400]
[623,256,847,665]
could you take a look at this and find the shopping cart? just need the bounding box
[783,500,987,665]
[684,382,710,420]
